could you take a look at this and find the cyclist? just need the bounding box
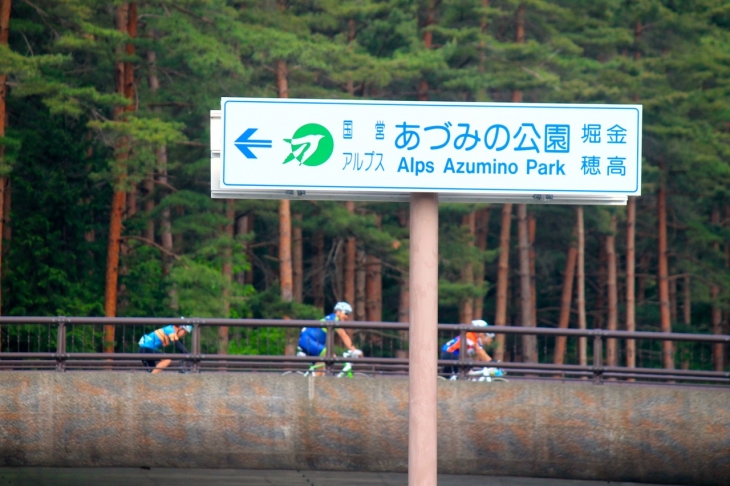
[138,320,192,373]
[440,319,495,376]
[297,302,362,373]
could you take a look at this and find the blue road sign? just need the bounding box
[234,128,272,159]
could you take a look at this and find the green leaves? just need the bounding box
[3,0,730,354]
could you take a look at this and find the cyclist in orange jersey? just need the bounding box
[440,319,495,375]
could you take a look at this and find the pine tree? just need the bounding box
[0,0,11,317]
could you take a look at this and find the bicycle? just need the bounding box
[282,349,369,378]
[440,366,508,382]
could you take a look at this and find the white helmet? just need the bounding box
[179,316,192,333]
[334,302,353,315]
[472,319,494,338]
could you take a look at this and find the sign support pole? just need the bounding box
[408,192,439,486]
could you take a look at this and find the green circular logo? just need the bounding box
[283,123,334,167]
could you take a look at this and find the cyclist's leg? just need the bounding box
[139,347,161,372]
[300,336,327,376]
[440,351,457,377]
[311,344,327,376]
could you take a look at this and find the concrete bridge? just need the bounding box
[0,373,727,485]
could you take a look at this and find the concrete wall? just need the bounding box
[0,373,727,485]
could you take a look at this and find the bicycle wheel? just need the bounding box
[492,377,509,383]
[352,372,370,378]
[281,370,306,377]
[437,375,449,381]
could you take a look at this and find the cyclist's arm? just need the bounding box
[174,340,190,354]
[475,346,492,363]
[335,328,356,351]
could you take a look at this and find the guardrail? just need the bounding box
[0,317,728,384]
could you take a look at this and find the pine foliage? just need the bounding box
[1,0,729,367]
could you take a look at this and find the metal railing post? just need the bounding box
[458,327,467,379]
[593,332,603,384]
[325,321,335,376]
[55,317,67,372]
[192,319,201,373]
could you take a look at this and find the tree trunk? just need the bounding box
[494,204,512,360]
[512,3,537,363]
[0,0,11,319]
[143,177,154,241]
[669,274,677,325]
[517,204,536,363]
[345,201,356,305]
[576,207,587,366]
[473,207,490,319]
[158,156,176,266]
[124,3,137,106]
[279,200,293,302]
[276,59,288,99]
[313,230,325,311]
[397,207,409,357]
[726,206,730,366]
[117,23,135,314]
[528,214,537,328]
[554,228,577,365]
[366,214,382,322]
[104,3,133,352]
[126,188,137,218]
[508,264,517,361]
[711,208,723,371]
[683,275,691,326]
[158,146,175,302]
[2,178,8,244]
[276,58,295,353]
[606,215,618,367]
[595,237,606,330]
[276,58,292,299]
[292,212,303,303]
[637,254,648,305]
[118,1,138,317]
[0,177,4,322]
[459,211,476,324]
[626,197,636,369]
[355,248,366,321]
[280,201,294,354]
[365,261,382,320]
[334,238,345,302]
[145,47,158,243]
[711,284,722,371]
[657,185,673,369]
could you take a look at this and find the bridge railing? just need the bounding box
[0,317,728,384]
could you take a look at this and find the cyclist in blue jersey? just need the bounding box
[298,302,362,370]
[138,320,192,373]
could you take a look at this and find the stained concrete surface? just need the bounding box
[1,373,727,484]
[0,468,679,486]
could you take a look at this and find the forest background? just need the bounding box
[1,0,729,370]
